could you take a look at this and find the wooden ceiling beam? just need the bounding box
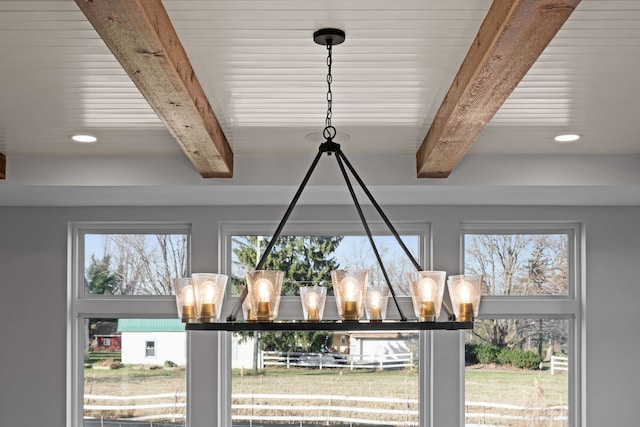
[75,0,233,178]
[0,153,5,179]
[416,0,580,178]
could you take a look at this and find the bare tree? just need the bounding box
[92,234,188,295]
[465,234,568,352]
[342,236,416,296]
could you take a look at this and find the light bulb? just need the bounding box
[418,277,437,302]
[305,291,320,310]
[341,276,359,301]
[182,285,195,305]
[202,281,217,304]
[459,281,473,304]
[255,278,274,302]
[368,290,383,309]
[180,284,196,322]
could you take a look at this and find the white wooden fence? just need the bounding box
[261,350,414,370]
[85,392,568,425]
[551,355,569,375]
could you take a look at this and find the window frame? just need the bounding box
[145,340,157,358]
[460,221,583,427]
[67,222,191,427]
[219,220,432,426]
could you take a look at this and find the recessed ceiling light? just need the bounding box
[554,134,580,143]
[71,134,97,143]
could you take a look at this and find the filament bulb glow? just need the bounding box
[182,285,195,305]
[255,278,274,302]
[418,277,437,302]
[458,281,473,304]
[202,281,216,304]
[341,277,359,301]
[368,290,383,309]
[305,291,320,309]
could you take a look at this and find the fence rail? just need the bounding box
[261,350,414,370]
[551,355,569,375]
[85,392,568,425]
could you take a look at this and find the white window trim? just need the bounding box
[66,222,191,427]
[460,221,583,427]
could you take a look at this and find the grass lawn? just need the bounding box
[84,364,567,424]
[233,367,419,398]
[84,364,566,405]
[465,366,567,407]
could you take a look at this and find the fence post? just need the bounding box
[287,353,290,369]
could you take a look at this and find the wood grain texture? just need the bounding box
[75,0,233,178]
[416,0,581,178]
[0,153,5,179]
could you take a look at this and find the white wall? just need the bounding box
[231,336,256,370]
[350,338,413,358]
[1,204,639,426]
[121,332,187,366]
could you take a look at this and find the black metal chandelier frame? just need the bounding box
[186,29,471,332]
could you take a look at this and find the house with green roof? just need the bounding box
[117,319,186,366]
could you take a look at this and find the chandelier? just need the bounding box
[175,29,481,332]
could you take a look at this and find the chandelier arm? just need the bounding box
[336,150,455,320]
[334,151,407,322]
[335,150,423,271]
[226,149,326,322]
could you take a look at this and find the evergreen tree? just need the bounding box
[232,235,343,354]
[86,255,120,295]
[233,235,343,295]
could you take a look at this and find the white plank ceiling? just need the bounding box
[0,0,639,205]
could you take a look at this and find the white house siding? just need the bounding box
[121,331,187,366]
[349,334,417,361]
[232,336,256,369]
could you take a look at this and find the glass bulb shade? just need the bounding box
[331,269,369,321]
[447,274,482,321]
[365,285,389,321]
[408,271,446,321]
[173,278,197,323]
[246,270,284,321]
[300,286,327,322]
[241,290,257,321]
[192,273,228,323]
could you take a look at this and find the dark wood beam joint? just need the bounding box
[0,153,5,179]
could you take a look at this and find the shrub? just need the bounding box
[510,350,541,370]
[464,343,479,365]
[497,348,516,366]
[164,360,178,368]
[475,344,500,365]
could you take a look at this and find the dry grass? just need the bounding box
[84,365,568,425]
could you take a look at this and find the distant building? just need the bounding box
[232,334,257,369]
[118,319,186,366]
[348,332,418,360]
[93,320,121,351]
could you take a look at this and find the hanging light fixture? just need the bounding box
[182,29,481,332]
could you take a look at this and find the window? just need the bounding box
[145,341,156,358]
[461,223,582,427]
[68,223,190,427]
[221,221,428,426]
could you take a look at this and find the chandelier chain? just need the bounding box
[323,43,336,140]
